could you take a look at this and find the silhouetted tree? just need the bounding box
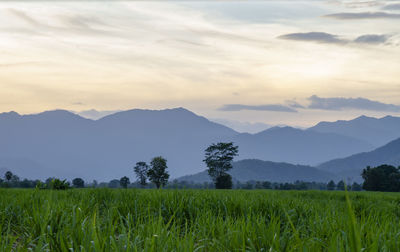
[4,171,13,182]
[215,173,233,189]
[134,161,149,187]
[336,180,345,191]
[108,179,120,188]
[120,176,130,189]
[362,165,400,192]
[351,182,362,191]
[327,180,335,191]
[262,181,272,189]
[148,156,169,189]
[203,142,238,189]
[72,178,85,188]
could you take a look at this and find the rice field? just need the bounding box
[0,189,399,251]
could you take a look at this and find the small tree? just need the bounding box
[4,171,13,182]
[327,180,335,190]
[50,179,70,190]
[336,180,345,191]
[147,156,169,189]
[72,178,85,188]
[134,162,149,188]
[120,176,130,189]
[351,182,362,191]
[203,142,238,189]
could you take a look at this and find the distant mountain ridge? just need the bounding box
[318,137,400,181]
[308,115,400,147]
[0,108,387,181]
[233,126,373,165]
[177,159,335,183]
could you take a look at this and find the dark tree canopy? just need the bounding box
[134,161,149,187]
[215,173,233,189]
[147,156,169,189]
[72,178,85,188]
[362,165,400,192]
[4,171,13,182]
[120,176,130,189]
[327,180,335,191]
[203,142,238,189]
[336,180,345,191]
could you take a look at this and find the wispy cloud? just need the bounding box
[307,95,400,112]
[278,32,390,45]
[218,104,297,113]
[324,11,400,19]
[354,34,389,44]
[278,32,346,44]
[382,4,400,10]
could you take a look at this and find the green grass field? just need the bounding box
[1,189,399,251]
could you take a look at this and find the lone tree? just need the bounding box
[134,161,149,187]
[362,165,400,192]
[336,180,345,191]
[327,180,335,191]
[147,156,169,189]
[4,171,13,182]
[72,178,85,188]
[203,142,238,189]
[120,176,130,189]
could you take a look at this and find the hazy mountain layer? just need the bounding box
[0,108,379,181]
[177,159,335,183]
[309,115,400,147]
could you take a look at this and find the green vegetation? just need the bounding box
[362,165,400,192]
[0,189,399,251]
[203,142,238,189]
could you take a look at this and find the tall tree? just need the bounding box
[72,178,85,188]
[120,176,130,189]
[147,156,169,189]
[203,142,238,189]
[134,162,149,188]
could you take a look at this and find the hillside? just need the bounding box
[318,138,400,181]
[177,159,335,183]
[233,126,373,165]
[309,115,400,147]
[0,108,236,180]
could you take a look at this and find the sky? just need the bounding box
[0,0,399,131]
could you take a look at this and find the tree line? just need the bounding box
[1,142,399,191]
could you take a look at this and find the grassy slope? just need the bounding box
[0,189,399,251]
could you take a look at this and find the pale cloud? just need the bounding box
[382,4,400,10]
[307,95,400,112]
[278,32,346,44]
[279,32,391,45]
[218,104,297,113]
[324,11,400,19]
[0,1,399,127]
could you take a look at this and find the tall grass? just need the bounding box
[0,189,399,251]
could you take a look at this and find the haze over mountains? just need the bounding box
[0,108,399,182]
[309,115,400,147]
[318,137,400,181]
[178,159,334,183]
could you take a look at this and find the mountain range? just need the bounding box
[318,137,400,181]
[0,108,399,182]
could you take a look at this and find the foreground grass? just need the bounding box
[0,189,399,251]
